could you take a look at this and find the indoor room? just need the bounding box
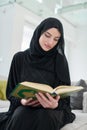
[0,0,87,130]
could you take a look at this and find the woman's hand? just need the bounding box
[35,92,60,109]
[21,98,41,107]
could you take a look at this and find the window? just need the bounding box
[21,23,34,51]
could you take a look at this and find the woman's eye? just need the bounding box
[54,37,60,42]
[44,33,50,38]
[54,38,59,42]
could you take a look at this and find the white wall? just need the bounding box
[0,4,15,77]
[0,3,42,78]
[69,26,87,81]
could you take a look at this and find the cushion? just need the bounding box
[61,110,87,130]
[0,80,7,100]
[0,100,10,112]
[0,90,3,99]
[83,92,87,113]
[70,79,87,109]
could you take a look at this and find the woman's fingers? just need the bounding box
[55,95,60,101]
[35,92,60,109]
[21,98,40,106]
[21,98,33,105]
[35,93,49,108]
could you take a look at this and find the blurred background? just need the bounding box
[0,0,87,81]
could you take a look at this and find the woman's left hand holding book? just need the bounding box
[21,97,41,107]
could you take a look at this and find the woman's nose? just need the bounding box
[48,38,54,45]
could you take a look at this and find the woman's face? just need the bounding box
[39,28,61,51]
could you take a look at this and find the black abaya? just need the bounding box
[0,50,75,130]
[6,106,65,130]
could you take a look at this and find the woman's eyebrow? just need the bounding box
[46,31,60,38]
[45,31,51,35]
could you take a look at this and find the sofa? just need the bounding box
[0,78,87,130]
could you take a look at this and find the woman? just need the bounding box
[0,17,75,130]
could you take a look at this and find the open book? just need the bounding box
[11,81,83,99]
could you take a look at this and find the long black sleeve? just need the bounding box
[6,52,23,113]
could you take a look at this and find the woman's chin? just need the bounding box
[42,46,51,51]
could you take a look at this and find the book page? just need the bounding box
[53,85,83,95]
[20,81,53,93]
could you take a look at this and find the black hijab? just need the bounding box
[29,17,70,86]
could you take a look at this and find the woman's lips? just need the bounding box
[44,44,51,49]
